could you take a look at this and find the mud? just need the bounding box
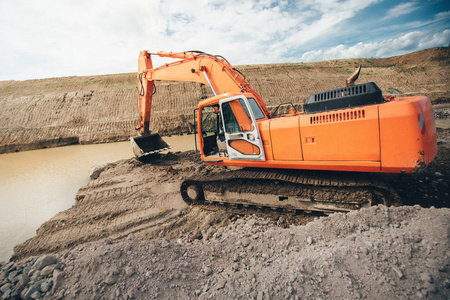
[1,47,449,154]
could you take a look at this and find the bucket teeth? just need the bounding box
[130,133,171,158]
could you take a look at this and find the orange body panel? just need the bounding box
[378,96,437,172]
[300,106,380,161]
[200,96,437,173]
[269,117,303,160]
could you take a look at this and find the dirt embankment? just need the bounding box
[1,206,449,299]
[1,47,449,154]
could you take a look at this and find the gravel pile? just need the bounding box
[0,254,63,299]
[1,205,449,299]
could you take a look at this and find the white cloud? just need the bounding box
[382,1,419,20]
[300,29,450,61]
[0,0,448,81]
[434,10,450,21]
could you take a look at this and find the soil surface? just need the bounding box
[1,206,449,299]
[1,47,449,153]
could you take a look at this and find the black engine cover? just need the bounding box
[304,82,384,114]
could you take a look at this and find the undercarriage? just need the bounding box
[181,168,401,214]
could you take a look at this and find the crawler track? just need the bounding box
[181,168,401,214]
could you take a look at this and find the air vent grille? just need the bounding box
[310,109,366,124]
[304,82,383,114]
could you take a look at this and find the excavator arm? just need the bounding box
[132,50,270,158]
[136,50,270,135]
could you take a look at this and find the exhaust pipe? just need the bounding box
[346,66,361,87]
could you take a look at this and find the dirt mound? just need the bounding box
[1,205,449,299]
[373,47,450,67]
[1,47,449,153]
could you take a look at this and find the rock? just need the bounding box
[110,266,120,275]
[216,279,227,290]
[425,259,439,269]
[8,270,19,281]
[444,279,450,289]
[419,272,433,283]
[52,270,64,292]
[149,244,157,255]
[104,274,117,285]
[3,262,14,272]
[125,266,135,277]
[257,291,264,300]
[40,280,52,293]
[203,266,212,276]
[0,283,11,293]
[160,239,170,248]
[20,287,29,299]
[30,290,41,299]
[1,289,11,299]
[41,265,56,276]
[424,282,437,293]
[30,270,41,282]
[242,238,251,247]
[33,254,58,270]
[112,250,122,259]
[127,287,139,299]
[12,274,29,294]
[392,266,404,279]
[24,284,41,300]
[89,165,105,180]
[55,289,65,300]
[306,236,313,245]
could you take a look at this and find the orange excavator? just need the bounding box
[131,50,437,213]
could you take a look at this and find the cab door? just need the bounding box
[219,96,265,161]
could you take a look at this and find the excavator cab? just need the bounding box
[199,94,266,161]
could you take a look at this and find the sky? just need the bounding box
[0,0,449,81]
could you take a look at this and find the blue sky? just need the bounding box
[0,0,448,81]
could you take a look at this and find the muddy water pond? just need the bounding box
[0,134,196,262]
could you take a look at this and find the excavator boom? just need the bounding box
[131,50,270,158]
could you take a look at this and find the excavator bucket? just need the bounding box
[130,133,171,159]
